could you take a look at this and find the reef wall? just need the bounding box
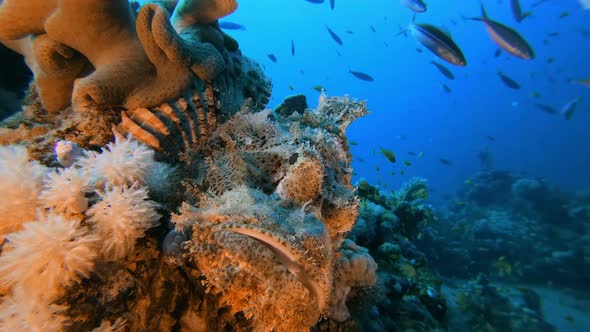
[0,1,377,331]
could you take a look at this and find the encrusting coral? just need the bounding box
[0,1,377,331]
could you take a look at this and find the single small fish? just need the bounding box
[431,60,455,80]
[349,69,375,82]
[531,91,541,98]
[291,40,295,56]
[349,140,358,146]
[494,48,502,57]
[370,25,376,32]
[561,98,580,120]
[497,71,521,89]
[486,135,496,141]
[418,152,424,158]
[416,47,423,53]
[312,85,324,92]
[218,21,246,30]
[404,160,412,166]
[546,32,560,37]
[267,54,277,63]
[326,26,343,45]
[534,103,558,114]
[441,83,452,93]
[304,0,324,4]
[407,21,467,66]
[400,0,427,13]
[546,57,555,63]
[570,78,590,87]
[288,85,294,91]
[375,166,381,172]
[510,0,532,23]
[400,170,405,175]
[464,4,535,60]
[330,0,335,10]
[559,11,569,18]
[379,148,397,163]
[439,158,453,165]
[531,0,553,7]
[408,151,417,156]
[344,30,354,34]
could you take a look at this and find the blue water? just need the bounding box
[227,0,590,200]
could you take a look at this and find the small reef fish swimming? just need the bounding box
[379,148,397,163]
[304,0,324,4]
[431,60,455,80]
[403,19,467,66]
[510,0,532,23]
[439,158,453,166]
[561,98,580,120]
[464,5,535,60]
[326,26,343,45]
[267,54,277,63]
[534,103,558,114]
[291,40,295,56]
[570,78,590,87]
[330,0,335,10]
[400,0,427,13]
[497,71,521,89]
[218,21,246,30]
[349,69,375,82]
[441,83,452,93]
[312,85,324,92]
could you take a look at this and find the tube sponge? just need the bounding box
[85,185,161,261]
[0,145,48,236]
[0,214,98,301]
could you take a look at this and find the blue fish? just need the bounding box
[218,21,246,30]
[291,40,295,56]
[326,26,343,45]
[305,0,324,3]
[267,54,277,63]
[330,0,335,10]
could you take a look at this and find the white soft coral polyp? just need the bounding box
[0,145,49,236]
[0,214,98,300]
[79,138,156,188]
[39,167,91,215]
[85,185,161,260]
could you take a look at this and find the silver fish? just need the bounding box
[465,4,535,59]
[401,0,427,13]
[561,98,580,120]
[409,22,467,66]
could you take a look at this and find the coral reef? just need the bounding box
[0,68,376,332]
[0,0,259,114]
[445,275,556,332]
[421,170,589,288]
